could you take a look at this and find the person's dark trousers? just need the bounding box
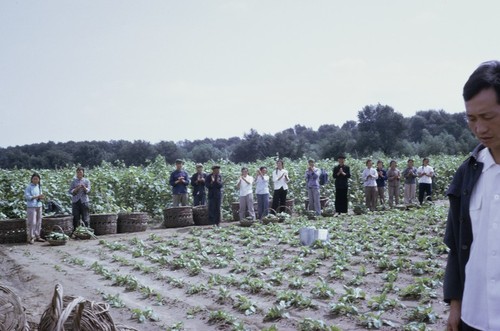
[272,188,287,213]
[208,196,221,225]
[418,183,432,204]
[194,194,206,206]
[335,188,348,213]
[72,200,89,229]
[461,320,481,331]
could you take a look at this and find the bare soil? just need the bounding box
[1,209,450,331]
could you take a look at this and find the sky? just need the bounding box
[1,0,499,148]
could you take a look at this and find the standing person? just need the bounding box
[271,159,289,213]
[236,167,256,221]
[205,165,223,226]
[375,160,388,206]
[255,166,270,220]
[386,160,401,208]
[169,159,190,207]
[402,159,418,205]
[305,159,321,215]
[444,60,500,331]
[191,163,207,206]
[68,166,91,230]
[417,158,434,205]
[362,159,378,211]
[332,155,351,215]
[25,173,45,244]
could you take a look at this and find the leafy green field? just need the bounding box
[0,154,466,219]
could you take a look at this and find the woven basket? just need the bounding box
[89,214,118,235]
[239,218,255,227]
[0,284,28,331]
[192,206,211,226]
[163,207,194,228]
[231,201,258,222]
[39,284,120,331]
[0,218,27,244]
[47,225,68,246]
[42,215,73,239]
[117,212,148,233]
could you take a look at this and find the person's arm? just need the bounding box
[169,172,176,187]
[25,185,35,201]
[84,179,91,194]
[183,172,190,186]
[447,299,461,331]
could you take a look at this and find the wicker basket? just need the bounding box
[39,284,127,331]
[42,215,73,239]
[117,212,149,233]
[163,207,194,228]
[89,214,118,235]
[0,284,28,331]
[192,206,211,226]
[47,225,68,246]
[239,217,255,227]
[0,218,27,244]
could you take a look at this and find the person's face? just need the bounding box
[390,162,397,169]
[76,169,84,179]
[197,167,203,173]
[367,161,372,168]
[176,163,183,171]
[377,162,383,169]
[277,161,283,169]
[261,168,267,175]
[31,176,40,185]
[213,168,220,175]
[338,158,345,165]
[408,160,414,168]
[308,161,315,168]
[466,88,500,153]
[423,159,429,166]
[241,169,248,176]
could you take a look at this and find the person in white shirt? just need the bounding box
[362,159,378,211]
[255,166,270,220]
[236,167,255,221]
[271,160,289,213]
[417,158,434,205]
[444,60,500,331]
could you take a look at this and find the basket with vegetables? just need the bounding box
[46,225,69,246]
[73,223,97,240]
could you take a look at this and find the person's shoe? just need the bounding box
[29,238,35,244]
[35,237,46,242]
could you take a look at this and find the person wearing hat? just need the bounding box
[305,159,321,215]
[191,163,207,206]
[332,155,351,214]
[169,159,190,207]
[205,165,223,225]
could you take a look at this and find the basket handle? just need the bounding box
[51,225,64,234]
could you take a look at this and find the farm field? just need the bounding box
[1,203,450,331]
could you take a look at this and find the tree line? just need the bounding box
[0,105,477,169]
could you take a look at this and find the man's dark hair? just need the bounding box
[463,60,500,103]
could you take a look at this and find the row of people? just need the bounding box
[361,158,435,211]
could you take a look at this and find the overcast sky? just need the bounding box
[1,1,499,148]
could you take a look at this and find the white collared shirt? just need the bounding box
[272,169,288,190]
[237,175,254,197]
[417,165,434,184]
[362,168,377,187]
[462,148,500,330]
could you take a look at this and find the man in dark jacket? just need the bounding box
[332,155,351,214]
[191,163,207,206]
[444,60,500,331]
[205,165,223,226]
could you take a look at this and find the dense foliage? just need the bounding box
[0,108,476,169]
[0,154,466,220]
